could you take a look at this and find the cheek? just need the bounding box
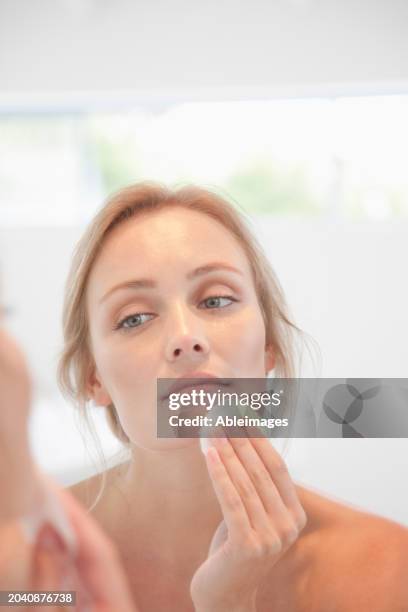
[238,308,265,364]
[98,339,155,397]
[223,308,267,370]
[94,339,159,441]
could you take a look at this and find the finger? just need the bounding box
[60,490,135,612]
[43,479,137,612]
[245,425,307,528]
[30,523,74,612]
[211,436,272,534]
[205,444,253,541]
[226,435,290,525]
[31,523,68,590]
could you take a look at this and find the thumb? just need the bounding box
[31,522,75,612]
[208,520,229,557]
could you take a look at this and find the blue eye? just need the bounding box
[114,295,237,332]
[115,313,154,331]
[200,295,237,309]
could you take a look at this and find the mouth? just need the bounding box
[170,381,227,398]
[161,378,231,401]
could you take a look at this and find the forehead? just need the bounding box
[88,207,253,289]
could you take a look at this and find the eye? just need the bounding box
[114,312,154,331]
[199,295,238,310]
[114,295,238,332]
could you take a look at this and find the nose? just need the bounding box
[165,303,210,364]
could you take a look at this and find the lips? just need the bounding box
[161,372,230,400]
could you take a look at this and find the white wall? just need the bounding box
[1,0,408,107]
[1,219,407,524]
[1,0,407,526]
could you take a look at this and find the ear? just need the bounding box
[86,364,112,407]
[264,344,276,374]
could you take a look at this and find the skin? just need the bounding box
[72,206,408,611]
[0,314,41,523]
[0,309,138,611]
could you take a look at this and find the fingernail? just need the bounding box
[36,523,67,553]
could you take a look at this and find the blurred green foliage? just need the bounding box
[225,158,322,216]
[88,127,143,195]
[1,110,408,221]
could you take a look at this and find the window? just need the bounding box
[1,95,407,225]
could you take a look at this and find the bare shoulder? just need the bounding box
[67,462,126,511]
[67,471,104,509]
[294,483,408,611]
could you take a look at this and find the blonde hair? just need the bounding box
[58,182,305,446]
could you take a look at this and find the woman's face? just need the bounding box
[86,207,275,449]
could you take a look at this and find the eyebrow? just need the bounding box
[98,262,244,305]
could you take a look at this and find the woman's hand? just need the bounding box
[0,323,42,522]
[30,481,138,612]
[0,324,31,444]
[190,433,307,612]
[0,319,138,611]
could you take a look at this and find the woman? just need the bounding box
[61,183,408,611]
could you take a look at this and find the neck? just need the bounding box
[112,441,224,566]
